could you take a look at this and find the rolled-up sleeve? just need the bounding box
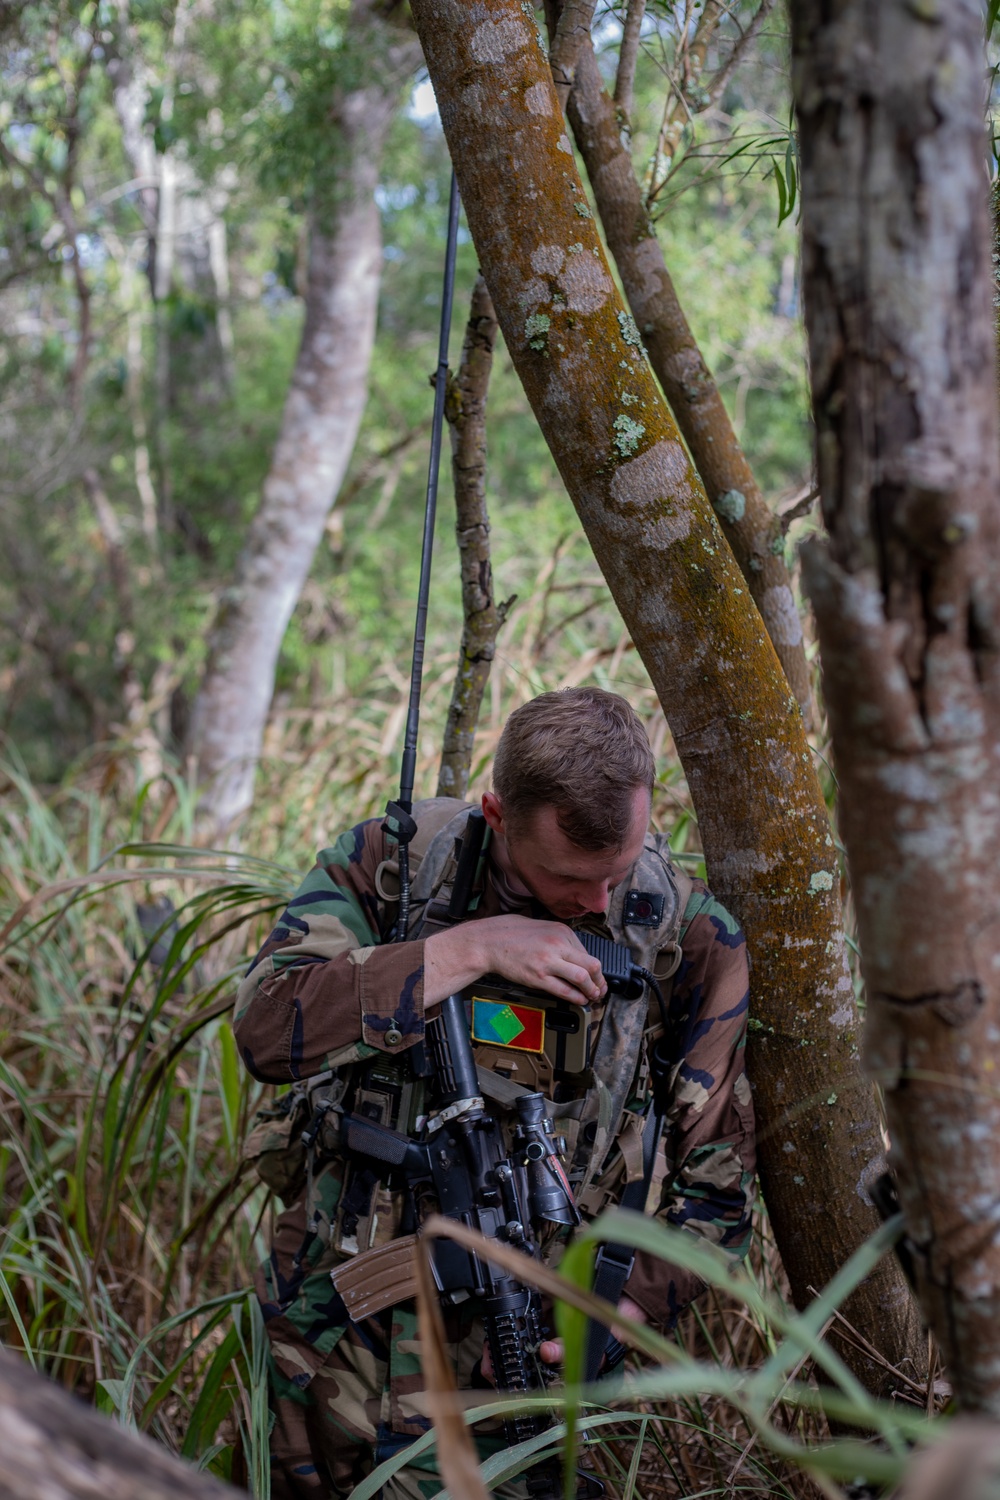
[233,820,427,1083]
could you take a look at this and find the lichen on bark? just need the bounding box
[410,0,923,1391]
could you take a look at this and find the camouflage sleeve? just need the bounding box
[232,819,427,1084]
[624,880,756,1331]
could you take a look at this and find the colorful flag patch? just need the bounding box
[471,998,545,1053]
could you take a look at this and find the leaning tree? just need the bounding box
[406,0,924,1390]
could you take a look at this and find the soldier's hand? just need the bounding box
[530,1299,648,1372]
[479,1333,565,1386]
[424,916,605,1007]
[474,916,606,1005]
[480,1298,646,1383]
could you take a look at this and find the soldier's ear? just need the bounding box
[481,791,506,838]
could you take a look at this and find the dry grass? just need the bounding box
[0,556,943,1496]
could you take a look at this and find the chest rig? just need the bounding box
[387,799,694,1208]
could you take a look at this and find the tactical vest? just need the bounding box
[246,798,692,1240]
[401,800,692,1206]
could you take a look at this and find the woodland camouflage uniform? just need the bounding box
[234,799,755,1499]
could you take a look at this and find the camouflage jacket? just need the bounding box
[233,808,755,1408]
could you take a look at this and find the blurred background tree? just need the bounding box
[0,0,812,798]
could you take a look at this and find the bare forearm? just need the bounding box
[423,914,606,1009]
[423,923,492,1006]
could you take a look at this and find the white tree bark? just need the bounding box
[186,1,421,833]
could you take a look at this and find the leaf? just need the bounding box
[414,1228,491,1500]
[551,1236,595,1497]
[622,1416,648,1500]
[774,160,789,226]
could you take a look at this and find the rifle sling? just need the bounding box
[583,1104,664,1383]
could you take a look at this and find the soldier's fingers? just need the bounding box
[549,957,603,1003]
[569,940,604,980]
[539,1338,563,1365]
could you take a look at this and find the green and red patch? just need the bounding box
[471,997,545,1053]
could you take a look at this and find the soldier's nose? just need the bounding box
[582,881,611,915]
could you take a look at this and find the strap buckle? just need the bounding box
[593,1240,634,1280]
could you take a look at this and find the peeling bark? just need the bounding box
[554,24,815,722]
[436,274,511,800]
[186,2,421,834]
[410,0,923,1390]
[791,0,1000,1411]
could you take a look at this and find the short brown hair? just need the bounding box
[493,688,654,851]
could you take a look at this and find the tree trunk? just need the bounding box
[408,0,924,1391]
[791,0,1000,1413]
[186,1,421,834]
[436,274,511,800]
[558,24,814,722]
[0,1346,234,1499]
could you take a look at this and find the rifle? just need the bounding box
[333,991,578,1489]
[330,921,667,1497]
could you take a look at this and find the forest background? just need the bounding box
[2,0,993,1496]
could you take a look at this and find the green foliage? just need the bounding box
[0,0,811,778]
[0,6,857,1487]
[0,757,292,1478]
[352,1212,937,1500]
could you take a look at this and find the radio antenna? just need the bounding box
[384,170,461,941]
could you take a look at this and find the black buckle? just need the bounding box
[593,1241,634,1278]
[382,800,418,846]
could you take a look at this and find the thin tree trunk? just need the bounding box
[791,0,1000,1412]
[186,2,421,834]
[555,25,814,722]
[613,0,646,125]
[548,0,599,111]
[408,0,924,1392]
[436,274,511,799]
[0,1346,234,1499]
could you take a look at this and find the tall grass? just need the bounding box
[0,561,937,1497]
[0,749,291,1481]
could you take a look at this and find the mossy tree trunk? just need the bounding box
[0,1346,234,1499]
[792,0,1000,1411]
[408,0,924,1390]
[548,12,814,721]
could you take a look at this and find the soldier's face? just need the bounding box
[483,786,650,920]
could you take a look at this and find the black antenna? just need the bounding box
[384,170,461,941]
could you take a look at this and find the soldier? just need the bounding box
[234,687,755,1499]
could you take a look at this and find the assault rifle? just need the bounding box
[329,925,668,1498]
[332,990,582,1495]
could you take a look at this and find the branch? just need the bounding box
[651,0,725,185]
[701,0,778,116]
[613,0,647,124]
[548,0,598,112]
[436,273,510,800]
[645,0,776,206]
[779,483,819,535]
[0,1345,235,1499]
